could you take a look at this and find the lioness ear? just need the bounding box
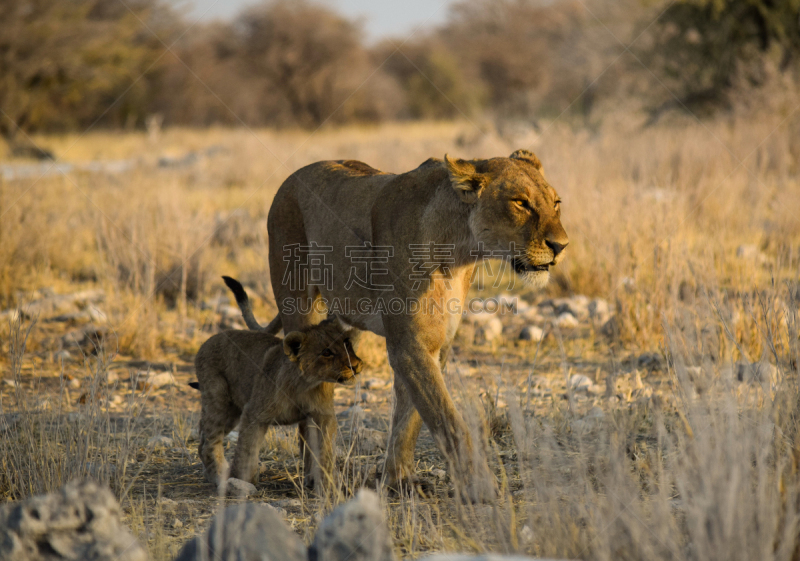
[509,149,545,176]
[283,332,306,361]
[445,154,486,204]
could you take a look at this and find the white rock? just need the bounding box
[475,317,504,343]
[226,430,239,443]
[736,244,766,262]
[569,374,594,392]
[359,391,379,404]
[147,435,174,449]
[431,468,447,481]
[735,361,778,386]
[519,325,544,342]
[4,379,18,387]
[556,313,579,328]
[136,371,175,390]
[223,477,257,498]
[355,428,386,455]
[589,298,610,319]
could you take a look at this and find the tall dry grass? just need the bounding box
[1,114,799,559]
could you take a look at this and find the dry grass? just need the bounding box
[1,114,799,560]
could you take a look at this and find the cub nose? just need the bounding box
[545,239,568,257]
[350,361,363,374]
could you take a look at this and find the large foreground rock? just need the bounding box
[421,556,574,561]
[0,479,147,561]
[174,503,305,561]
[309,490,395,561]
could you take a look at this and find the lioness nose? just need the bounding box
[546,239,568,257]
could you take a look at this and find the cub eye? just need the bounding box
[321,349,334,358]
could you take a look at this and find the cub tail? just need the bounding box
[222,276,265,331]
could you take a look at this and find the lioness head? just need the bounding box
[445,149,569,289]
[283,319,363,385]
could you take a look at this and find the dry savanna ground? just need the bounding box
[1,114,800,561]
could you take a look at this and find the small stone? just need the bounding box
[188,427,201,441]
[3,379,18,387]
[519,524,535,546]
[736,244,766,262]
[225,430,239,443]
[136,371,175,391]
[172,518,184,529]
[601,315,620,339]
[589,298,610,319]
[474,317,504,344]
[224,478,257,498]
[735,361,778,386]
[556,313,579,328]
[638,352,665,371]
[362,378,387,390]
[68,377,81,389]
[519,325,544,342]
[355,428,386,455]
[431,468,446,481]
[273,498,302,510]
[147,435,174,449]
[54,350,72,361]
[569,374,594,392]
[359,391,379,404]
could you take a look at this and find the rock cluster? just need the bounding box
[0,480,148,561]
[2,481,578,561]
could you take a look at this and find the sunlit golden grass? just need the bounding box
[1,114,799,560]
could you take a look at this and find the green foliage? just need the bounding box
[644,0,800,116]
[0,0,171,141]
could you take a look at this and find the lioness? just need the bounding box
[261,150,568,500]
[191,278,362,491]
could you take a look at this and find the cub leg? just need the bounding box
[230,407,268,485]
[198,377,240,486]
[306,409,338,493]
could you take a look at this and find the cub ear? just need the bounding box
[283,331,306,361]
[509,149,544,176]
[444,154,486,204]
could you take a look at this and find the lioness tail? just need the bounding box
[222,276,265,331]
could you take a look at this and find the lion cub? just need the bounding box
[191,279,362,491]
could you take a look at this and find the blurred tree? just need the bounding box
[236,0,378,128]
[0,0,172,156]
[643,0,800,121]
[440,0,585,118]
[376,40,484,120]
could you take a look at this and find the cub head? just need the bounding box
[282,319,363,385]
[445,149,569,289]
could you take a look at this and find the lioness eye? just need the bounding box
[321,349,334,358]
[554,200,561,210]
[514,200,531,211]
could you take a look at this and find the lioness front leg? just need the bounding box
[387,341,495,502]
[230,411,268,485]
[384,378,423,489]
